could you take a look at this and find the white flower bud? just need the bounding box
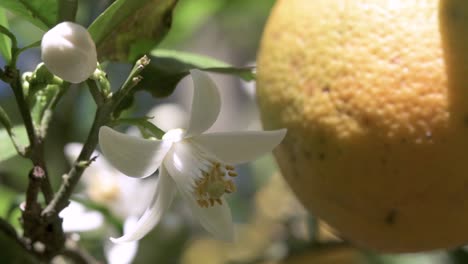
[41,22,97,84]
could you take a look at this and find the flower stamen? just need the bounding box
[194,162,237,208]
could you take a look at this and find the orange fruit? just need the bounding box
[257,0,468,252]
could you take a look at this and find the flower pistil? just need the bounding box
[194,162,237,208]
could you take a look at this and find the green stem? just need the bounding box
[17,40,41,54]
[58,0,78,22]
[113,55,150,100]
[7,68,54,202]
[0,24,17,49]
[10,68,36,151]
[0,27,39,68]
[86,79,104,106]
[42,55,150,216]
[42,106,111,214]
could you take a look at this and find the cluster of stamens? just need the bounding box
[194,163,237,208]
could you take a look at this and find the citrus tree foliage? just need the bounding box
[0,0,255,262]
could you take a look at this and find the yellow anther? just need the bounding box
[225,180,236,193]
[193,161,238,208]
[197,200,203,207]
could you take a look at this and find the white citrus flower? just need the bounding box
[60,203,138,264]
[63,144,156,264]
[60,201,104,232]
[99,69,287,243]
[41,22,97,83]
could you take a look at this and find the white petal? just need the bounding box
[185,70,221,136]
[191,129,287,164]
[115,176,158,217]
[60,201,104,232]
[184,194,234,241]
[110,166,176,243]
[147,103,188,131]
[99,126,171,178]
[163,149,234,241]
[105,217,139,264]
[163,143,202,192]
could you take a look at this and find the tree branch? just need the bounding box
[61,240,100,264]
[42,106,111,215]
[86,79,104,106]
[42,55,150,216]
[6,67,55,203]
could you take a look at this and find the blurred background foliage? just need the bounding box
[1,0,468,263]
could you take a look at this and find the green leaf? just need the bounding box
[0,0,57,31]
[0,186,16,217]
[0,106,13,134]
[158,0,225,47]
[116,117,165,139]
[0,125,28,162]
[0,8,11,62]
[138,49,256,98]
[88,0,178,62]
[112,94,135,119]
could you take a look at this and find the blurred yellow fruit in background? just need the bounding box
[281,245,364,264]
[257,0,468,252]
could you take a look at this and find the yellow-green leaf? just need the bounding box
[0,126,28,162]
[0,0,57,31]
[0,8,11,62]
[88,0,178,62]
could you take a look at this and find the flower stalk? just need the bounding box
[42,55,150,217]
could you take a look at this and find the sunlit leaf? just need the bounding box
[159,0,225,47]
[0,8,11,62]
[0,126,28,162]
[88,0,178,62]
[0,0,57,31]
[138,49,255,98]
